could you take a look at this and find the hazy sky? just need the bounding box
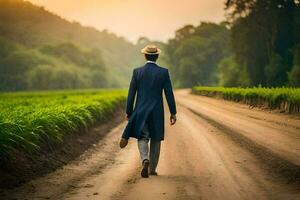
[27,0,226,42]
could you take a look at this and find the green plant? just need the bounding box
[192,86,300,113]
[0,89,126,155]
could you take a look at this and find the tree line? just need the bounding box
[0,38,107,90]
[166,0,300,87]
[1,0,299,91]
[0,0,142,91]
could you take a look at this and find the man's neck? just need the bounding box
[146,60,156,64]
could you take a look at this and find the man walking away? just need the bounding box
[120,44,177,178]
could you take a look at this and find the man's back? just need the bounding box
[126,62,176,118]
[135,62,166,93]
[134,63,167,105]
[121,44,176,178]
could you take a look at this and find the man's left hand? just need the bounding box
[170,115,177,125]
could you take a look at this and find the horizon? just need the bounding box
[26,0,226,43]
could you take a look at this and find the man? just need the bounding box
[119,44,177,178]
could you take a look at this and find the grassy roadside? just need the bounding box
[192,86,300,113]
[0,89,127,156]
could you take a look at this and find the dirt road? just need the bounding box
[1,89,300,200]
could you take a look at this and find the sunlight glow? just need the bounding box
[27,0,225,42]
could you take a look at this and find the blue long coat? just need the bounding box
[122,62,177,141]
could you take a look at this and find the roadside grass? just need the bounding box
[192,86,300,113]
[0,89,126,156]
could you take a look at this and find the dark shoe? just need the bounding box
[149,171,158,176]
[119,138,128,148]
[141,159,149,178]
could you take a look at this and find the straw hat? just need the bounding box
[141,44,161,55]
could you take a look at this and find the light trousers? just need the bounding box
[137,123,161,173]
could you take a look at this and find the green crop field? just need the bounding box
[0,89,127,156]
[192,86,300,113]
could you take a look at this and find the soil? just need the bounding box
[0,107,125,189]
[0,90,299,200]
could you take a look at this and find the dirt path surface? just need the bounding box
[1,89,300,200]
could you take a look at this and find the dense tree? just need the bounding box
[218,57,249,87]
[40,43,108,88]
[0,38,108,91]
[0,36,18,58]
[226,0,300,86]
[164,0,300,88]
[289,44,300,86]
[0,49,39,91]
[166,23,230,87]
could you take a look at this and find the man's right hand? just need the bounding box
[170,114,177,125]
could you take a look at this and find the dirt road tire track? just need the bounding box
[185,106,300,183]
